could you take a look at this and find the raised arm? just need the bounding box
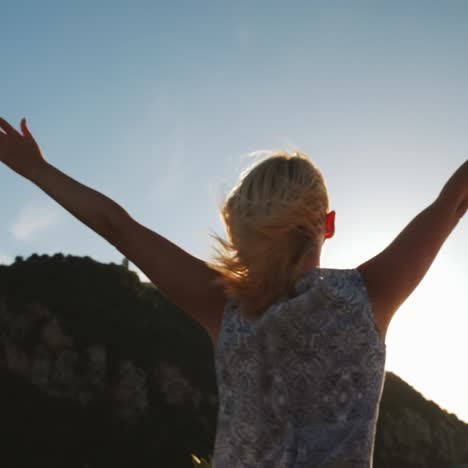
[357,160,467,341]
[0,117,226,344]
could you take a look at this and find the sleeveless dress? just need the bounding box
[212,267,386,468]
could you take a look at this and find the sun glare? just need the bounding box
[385,256,468,423]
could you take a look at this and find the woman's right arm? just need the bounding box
[357,160,467,341]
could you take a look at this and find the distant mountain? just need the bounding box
[0,254,466,468]
[374,373,468,467]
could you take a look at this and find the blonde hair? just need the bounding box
[207,150,330,321]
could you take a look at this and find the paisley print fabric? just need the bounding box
[213,268,386,468]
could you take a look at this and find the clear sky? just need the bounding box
[1,1,467,422]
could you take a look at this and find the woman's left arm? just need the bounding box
[0,117,225,344]
[111,216,226,344]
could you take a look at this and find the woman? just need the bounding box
[1,117,466,467]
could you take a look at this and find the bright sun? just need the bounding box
[385,255,468,423]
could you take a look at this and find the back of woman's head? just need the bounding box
[208,150,330,321]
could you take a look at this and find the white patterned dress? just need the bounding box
[213,268,386,468]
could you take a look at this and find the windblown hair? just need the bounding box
[207,150,330,321]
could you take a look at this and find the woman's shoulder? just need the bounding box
[295,266,387,345]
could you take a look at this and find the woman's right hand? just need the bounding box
[0,117,48,181]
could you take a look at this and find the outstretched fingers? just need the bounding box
[0,117,21,137]
[20,118,33,139]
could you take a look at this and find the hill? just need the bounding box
[0,254,466,467]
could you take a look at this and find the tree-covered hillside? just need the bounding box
[0,254,466,468]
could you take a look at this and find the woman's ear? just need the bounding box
[324,210,336,239]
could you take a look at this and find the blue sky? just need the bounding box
[1,1,467,422]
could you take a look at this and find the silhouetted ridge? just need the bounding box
[0,253,466,467]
